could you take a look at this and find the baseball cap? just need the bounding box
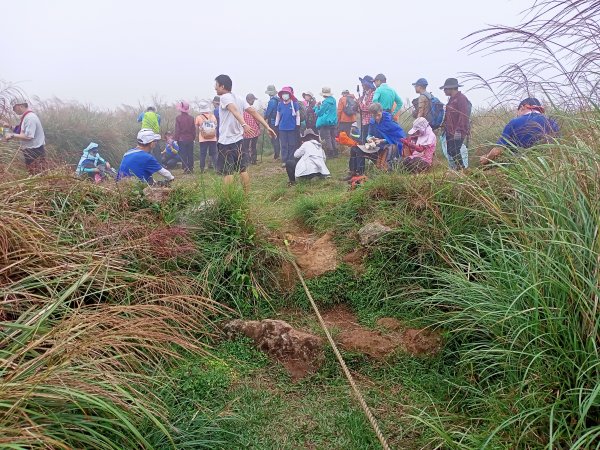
[412,78,428,87]
[137,128,162,145]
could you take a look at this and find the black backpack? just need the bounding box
[343,96,358,116]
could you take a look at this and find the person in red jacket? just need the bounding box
[174,101,196,173]
[440,78,470,170]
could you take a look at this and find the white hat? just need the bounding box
[137,128,162,145]
[197,100,212,113]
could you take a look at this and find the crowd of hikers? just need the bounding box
[1,73,560,191]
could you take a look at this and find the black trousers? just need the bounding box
[446,137,465,170]
[285,158,324,183]
[243,137,259,164]
[178,141,194,173]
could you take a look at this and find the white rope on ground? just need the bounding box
[284,240,392,450]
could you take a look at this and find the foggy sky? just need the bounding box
[5,0,526,110]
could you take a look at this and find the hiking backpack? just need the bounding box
[200,114,217,139]
[425,93,445,130]
[343,96,358,116]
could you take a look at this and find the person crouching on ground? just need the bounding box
[161,132,181,170]
[399,117,437,174]
[117,129,175,184]
[76,142,113,181]
[275,86,300,167]
[480,97,559,165]
[285,128,331,186]
[347,102,406,178]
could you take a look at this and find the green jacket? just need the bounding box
[373,84,403,116]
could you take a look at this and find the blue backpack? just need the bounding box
[424,92,445,130]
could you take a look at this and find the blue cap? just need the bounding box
[412,78,428,87]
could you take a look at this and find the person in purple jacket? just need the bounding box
[174,100,196,173]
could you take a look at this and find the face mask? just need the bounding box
[282,94,290,101]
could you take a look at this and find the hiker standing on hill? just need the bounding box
[302,92,318,132]
[275,86,301,166]
[264,85,281,160]
[480,97,560,165]
[373,74,403,117]
[337,90,358,137]
[243,94,261,165]
[3,98,47,175]
[440,78,470,171]
[174,101,196,174]
[315,87,338,158]
[195,100,218,172]
[137,106,162,158]
[358,75,376,144]
[214,74,276,192]
[412,78,432,120]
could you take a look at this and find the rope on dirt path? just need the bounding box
[284,240,392,450]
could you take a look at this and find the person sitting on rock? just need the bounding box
[161,132,181,170]
[346,102,406,178]
[398,117,437,174]
[480,97,560,165]
[285,128,331,186]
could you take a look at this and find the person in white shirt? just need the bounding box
[3,98,47,174]
[285,128,331,186]
[214,74,276,192]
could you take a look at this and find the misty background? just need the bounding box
[5,0,526,110]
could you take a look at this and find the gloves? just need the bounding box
[453,131,462,141]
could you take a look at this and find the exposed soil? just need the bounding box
[322,305,442,358]
[342,248,367,273]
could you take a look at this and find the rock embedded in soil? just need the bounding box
[143,186,171,203]
[223,319,324,380]
[376,317,403,332]
[288,232,338,279]
[358,222,393,246]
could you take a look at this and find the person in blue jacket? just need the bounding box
[314,87,338,158]
[264,85,281,160]
[347,102,406,177]
[117,129,175,184]
[76,142,114,181]
[480,97,559,165]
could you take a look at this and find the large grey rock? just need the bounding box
[358,222,392,245]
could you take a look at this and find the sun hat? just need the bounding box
[265,85,278,96]
[302,91,315,100]
[137,128,162,145]
[439,78,463,90]
[359,75,375,89]
[246,93,257,103]
[177,101,190,113]
[197,100,212,113]
[408,117,430,135]
[412,78,428,87]
[357,142,380,154]
[341,89,350,95]
[374,74,387,83]
[320,87,332,97]
[278,86,297,101]
[301,128,320,140]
